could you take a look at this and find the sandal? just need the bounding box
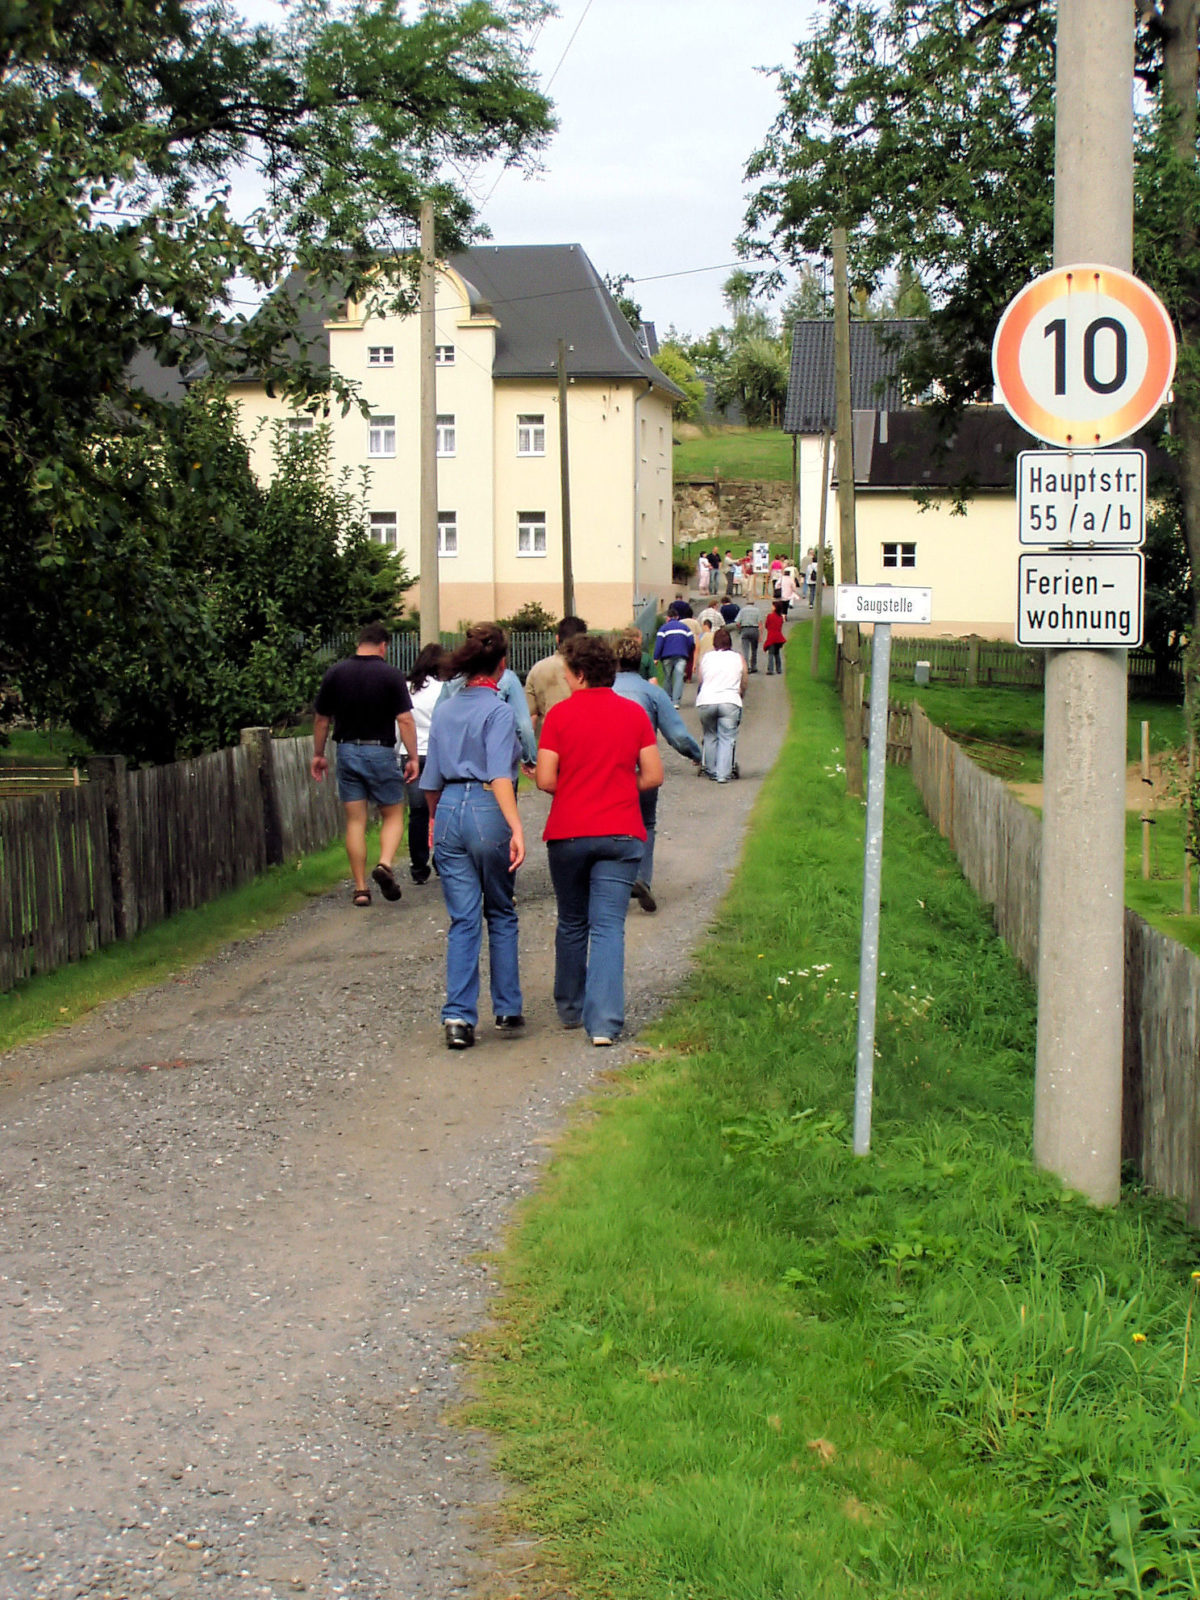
[352,888,372,907]
[371,862,402,901]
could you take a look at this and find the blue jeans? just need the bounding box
[433,783,522,1027]
[547,835,642,1039]
[740,632,759,671]
[658,656,686,706]
[637,787,658,885]
[699,703,741,782]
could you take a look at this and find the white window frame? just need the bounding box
[882,541,917,570]
[517,413,546,456]
[517,511,547,558]
[368,414,396,457]
[287,415,315,434]
[435,344,455,366]
[367,345,394,367]
[369,511,399,549]
[438,511,458,558]
[435,414,456,457]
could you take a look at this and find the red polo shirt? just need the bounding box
[540,688,654,841]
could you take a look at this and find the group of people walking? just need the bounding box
[312,620,688,1055]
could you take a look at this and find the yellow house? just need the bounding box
[230,244,682,631]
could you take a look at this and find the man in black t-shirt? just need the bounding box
[312,623,419,907]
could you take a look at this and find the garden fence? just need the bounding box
[0,731,342,994]
[909,703,1200,1222]
[860,633,1180,692]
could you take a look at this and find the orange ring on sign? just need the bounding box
[992,264,1175,446]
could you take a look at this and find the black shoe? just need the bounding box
[371,862,402,901]
[494,1014,525,1033]
[444,1020,475,1050]
[410,864,432,885]
[631,879,657,913]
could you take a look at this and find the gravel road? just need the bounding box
[0,671,789,1600]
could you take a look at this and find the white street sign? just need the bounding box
[835,585,933,626]
[1016,552,1143,647]
[1017,449,1144,546]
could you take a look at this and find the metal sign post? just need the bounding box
[835,584,933,1155]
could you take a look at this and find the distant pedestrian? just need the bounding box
[537,635,663,1044]
[806,555,819,605]
[697,551,711,593]
[718,598,741,628]
[311,622,419,907]
[668,594,694,620]
[404,642,449,884]
[696,628,748,784]
[652,612,694,707]
[762,607,786,675]
[735,596,764,672]
[524,615,587,737]
[612,629,702,913]
[723,548,738,596]
[421,624,526,1051]
[708,547,721,594]
[697,600,723,631]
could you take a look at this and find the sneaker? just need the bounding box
[590,1036,614,1047]
[444,1020,475,1050]
[630,879,657,914]
[410,864,432,885]
[560,1017,583,1031]
[494,1014,525,1033]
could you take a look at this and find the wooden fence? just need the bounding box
[861,633,1181,692]
[909,703,1200,1221]
[0,731,343,993]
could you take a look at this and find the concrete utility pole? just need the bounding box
[1033,0,1134,1206]
[833,228,864,797]
[418,200,440,646]
[810,427,832,680]
[557,338,576,618]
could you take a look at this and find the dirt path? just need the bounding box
[0,668,790,1600]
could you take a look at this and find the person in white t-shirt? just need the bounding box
[405,643,448,883]
[695,628,749,783]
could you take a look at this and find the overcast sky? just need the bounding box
[475,0,819,338]
[234,0,820,337]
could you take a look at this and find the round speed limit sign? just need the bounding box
[992,263,1175,447]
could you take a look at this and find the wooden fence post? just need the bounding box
[88,755,134,940]
[966,635,981,688]
[240,728,284,867]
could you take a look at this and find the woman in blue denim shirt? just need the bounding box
[421,624,526,1052]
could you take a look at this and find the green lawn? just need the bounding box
[673,426,793,483]
[471,623,1200,1599]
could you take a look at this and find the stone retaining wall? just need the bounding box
[675,480,793,547]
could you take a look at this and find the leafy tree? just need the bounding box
[604,272,644,331]
[652,343,707,423]
[714,335,789,427]
[10,391,409,765]
[741,0,1200,652]
[0,0,552,753]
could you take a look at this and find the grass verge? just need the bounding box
[0,835,356,1054]
[469,629,1200,1599]
[673,426,794,483]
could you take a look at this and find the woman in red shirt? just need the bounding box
[536,635,663,1045]
[762,607,786,675]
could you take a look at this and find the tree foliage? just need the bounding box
[652,343,706,423]
[0,0,552,756]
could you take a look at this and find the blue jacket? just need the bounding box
[653,618,694,662]
[612,671,702,763]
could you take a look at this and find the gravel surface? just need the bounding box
[0,675,789,1600]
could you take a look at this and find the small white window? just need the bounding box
[517,413,546,456]
[435,344,455,366]
[369,415,396,457]
[438,511,458,557]
[436,414,456,457]
[369,512,399,549]
[287,416,314,434]
[367,346,394,367]
[517,511,547,557]
[882,541,917,569]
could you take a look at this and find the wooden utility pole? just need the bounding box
[810,427,832,680]
[557,338,576,617]
[1033,0,1133,1205]
[833,228,864,797]
[418,200,440,646]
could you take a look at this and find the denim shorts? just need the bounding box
[335,743,405,805]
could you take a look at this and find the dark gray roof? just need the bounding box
[228,246,683,399]
[783,319,922,435]
[124,345,191,403]
[445,245,680,394]
[844,406,1176,490]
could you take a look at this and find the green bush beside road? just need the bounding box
[471,624,1200,1599]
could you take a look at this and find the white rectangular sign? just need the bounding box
[835,585,933,626]
[1016,552,1143,647]
[1017,449,1145,547]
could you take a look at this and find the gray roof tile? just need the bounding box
[783,319,922,434]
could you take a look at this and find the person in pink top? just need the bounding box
[536,635,663,1045]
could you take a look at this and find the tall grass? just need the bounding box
[471,626,1200,1599]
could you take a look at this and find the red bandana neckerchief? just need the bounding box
[467,676,500,691]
